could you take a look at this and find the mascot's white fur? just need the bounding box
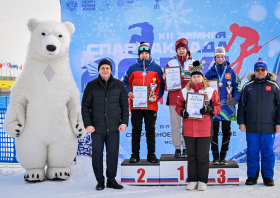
[4,19,86,182]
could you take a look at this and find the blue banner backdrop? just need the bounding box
[61,0,280,162]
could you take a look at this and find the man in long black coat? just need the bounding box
[82,59,129,190]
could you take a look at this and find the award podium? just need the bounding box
[121,159,160,185]
[121,154,239,186]
[159,154,188,185]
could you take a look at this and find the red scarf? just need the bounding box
[190,82,204,93]
[177,55,187,67]
[139,57,151,60]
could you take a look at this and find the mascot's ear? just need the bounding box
[64,22,75,35]
[27,18,40,31]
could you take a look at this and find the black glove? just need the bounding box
[200,104,214,115]
[226,98,238,106]
[180,109,189,119]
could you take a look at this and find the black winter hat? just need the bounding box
[98,59,112,71]
[190,60,204,77]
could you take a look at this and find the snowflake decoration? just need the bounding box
[157,0,192,32]
[92,17,113,38]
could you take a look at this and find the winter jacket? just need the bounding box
[81,74,129,133]
[123,58,164,111]
[205,62,241,121]
[175,82,221,137]
[237,72,280,134]
[166,55,193,106]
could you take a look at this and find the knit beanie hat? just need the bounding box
[98,59,112,71]
[138,42,150,56]
[214,47,226,57]
[254,57,267,71]
[175,38,192,59]
[190,60,204,77]
[175,38,189,51]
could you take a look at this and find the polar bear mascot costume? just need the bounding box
[4,19,86,182]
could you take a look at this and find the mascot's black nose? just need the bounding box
[46,45,56,52]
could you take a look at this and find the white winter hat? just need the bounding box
[214,47,226,57]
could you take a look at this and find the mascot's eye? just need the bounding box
[42,32,46,36]
[59,35,62,38]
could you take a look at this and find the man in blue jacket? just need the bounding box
[205,47,241,165]
[237,58,280,186]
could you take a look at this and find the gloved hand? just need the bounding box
[180,109,189,119]
[226,98,238,106]
[200,104,214,115]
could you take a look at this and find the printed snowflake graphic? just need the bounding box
[157,0,192,32]
[92,17,113,38]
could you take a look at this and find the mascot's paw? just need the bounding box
[24,169,45,182]
[46,167,70,180]
[74,123,86,138]
[7,122,24,137]
[15,123,23,137]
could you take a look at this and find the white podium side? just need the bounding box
[121,159,160,185]
[208,161,239,185]
[121,155,239,186]
[159,154,188,185]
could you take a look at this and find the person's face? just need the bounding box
[191,74,203,85]
[177,47,187,56]
[99,64,112,80]
[139,52,150,59]
[215,54,226,64]
[255,67,267,79]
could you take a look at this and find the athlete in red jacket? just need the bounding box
[175,60,221,191]
[123,42,164,163]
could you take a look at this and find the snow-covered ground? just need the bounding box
[1,156,280,198]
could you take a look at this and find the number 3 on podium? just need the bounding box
[217,169,226,183]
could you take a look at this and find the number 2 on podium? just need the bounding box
[137,168,145,183]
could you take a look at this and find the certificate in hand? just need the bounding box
[186,92,206,120]
[208,79,220,98]
[164,66,182,91]
[132,85,149,109]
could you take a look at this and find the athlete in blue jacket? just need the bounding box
[205,47,241,165]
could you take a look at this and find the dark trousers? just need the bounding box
[211,121,231,152]
[91,131,120,182]
[131,110,157,157]
[184,136,212,183]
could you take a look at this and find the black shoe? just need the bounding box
[106,180,123,189]
[212,151,219,165]
[245,177,258,185]
[147,154,158,163]
[129,154,140,163]
[174,149,181,158]
[219,151,227,165]
[263,178,274,186]
[96,180,105,190]
[181,149,187,158]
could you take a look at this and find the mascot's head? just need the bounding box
[27,18,75,59]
